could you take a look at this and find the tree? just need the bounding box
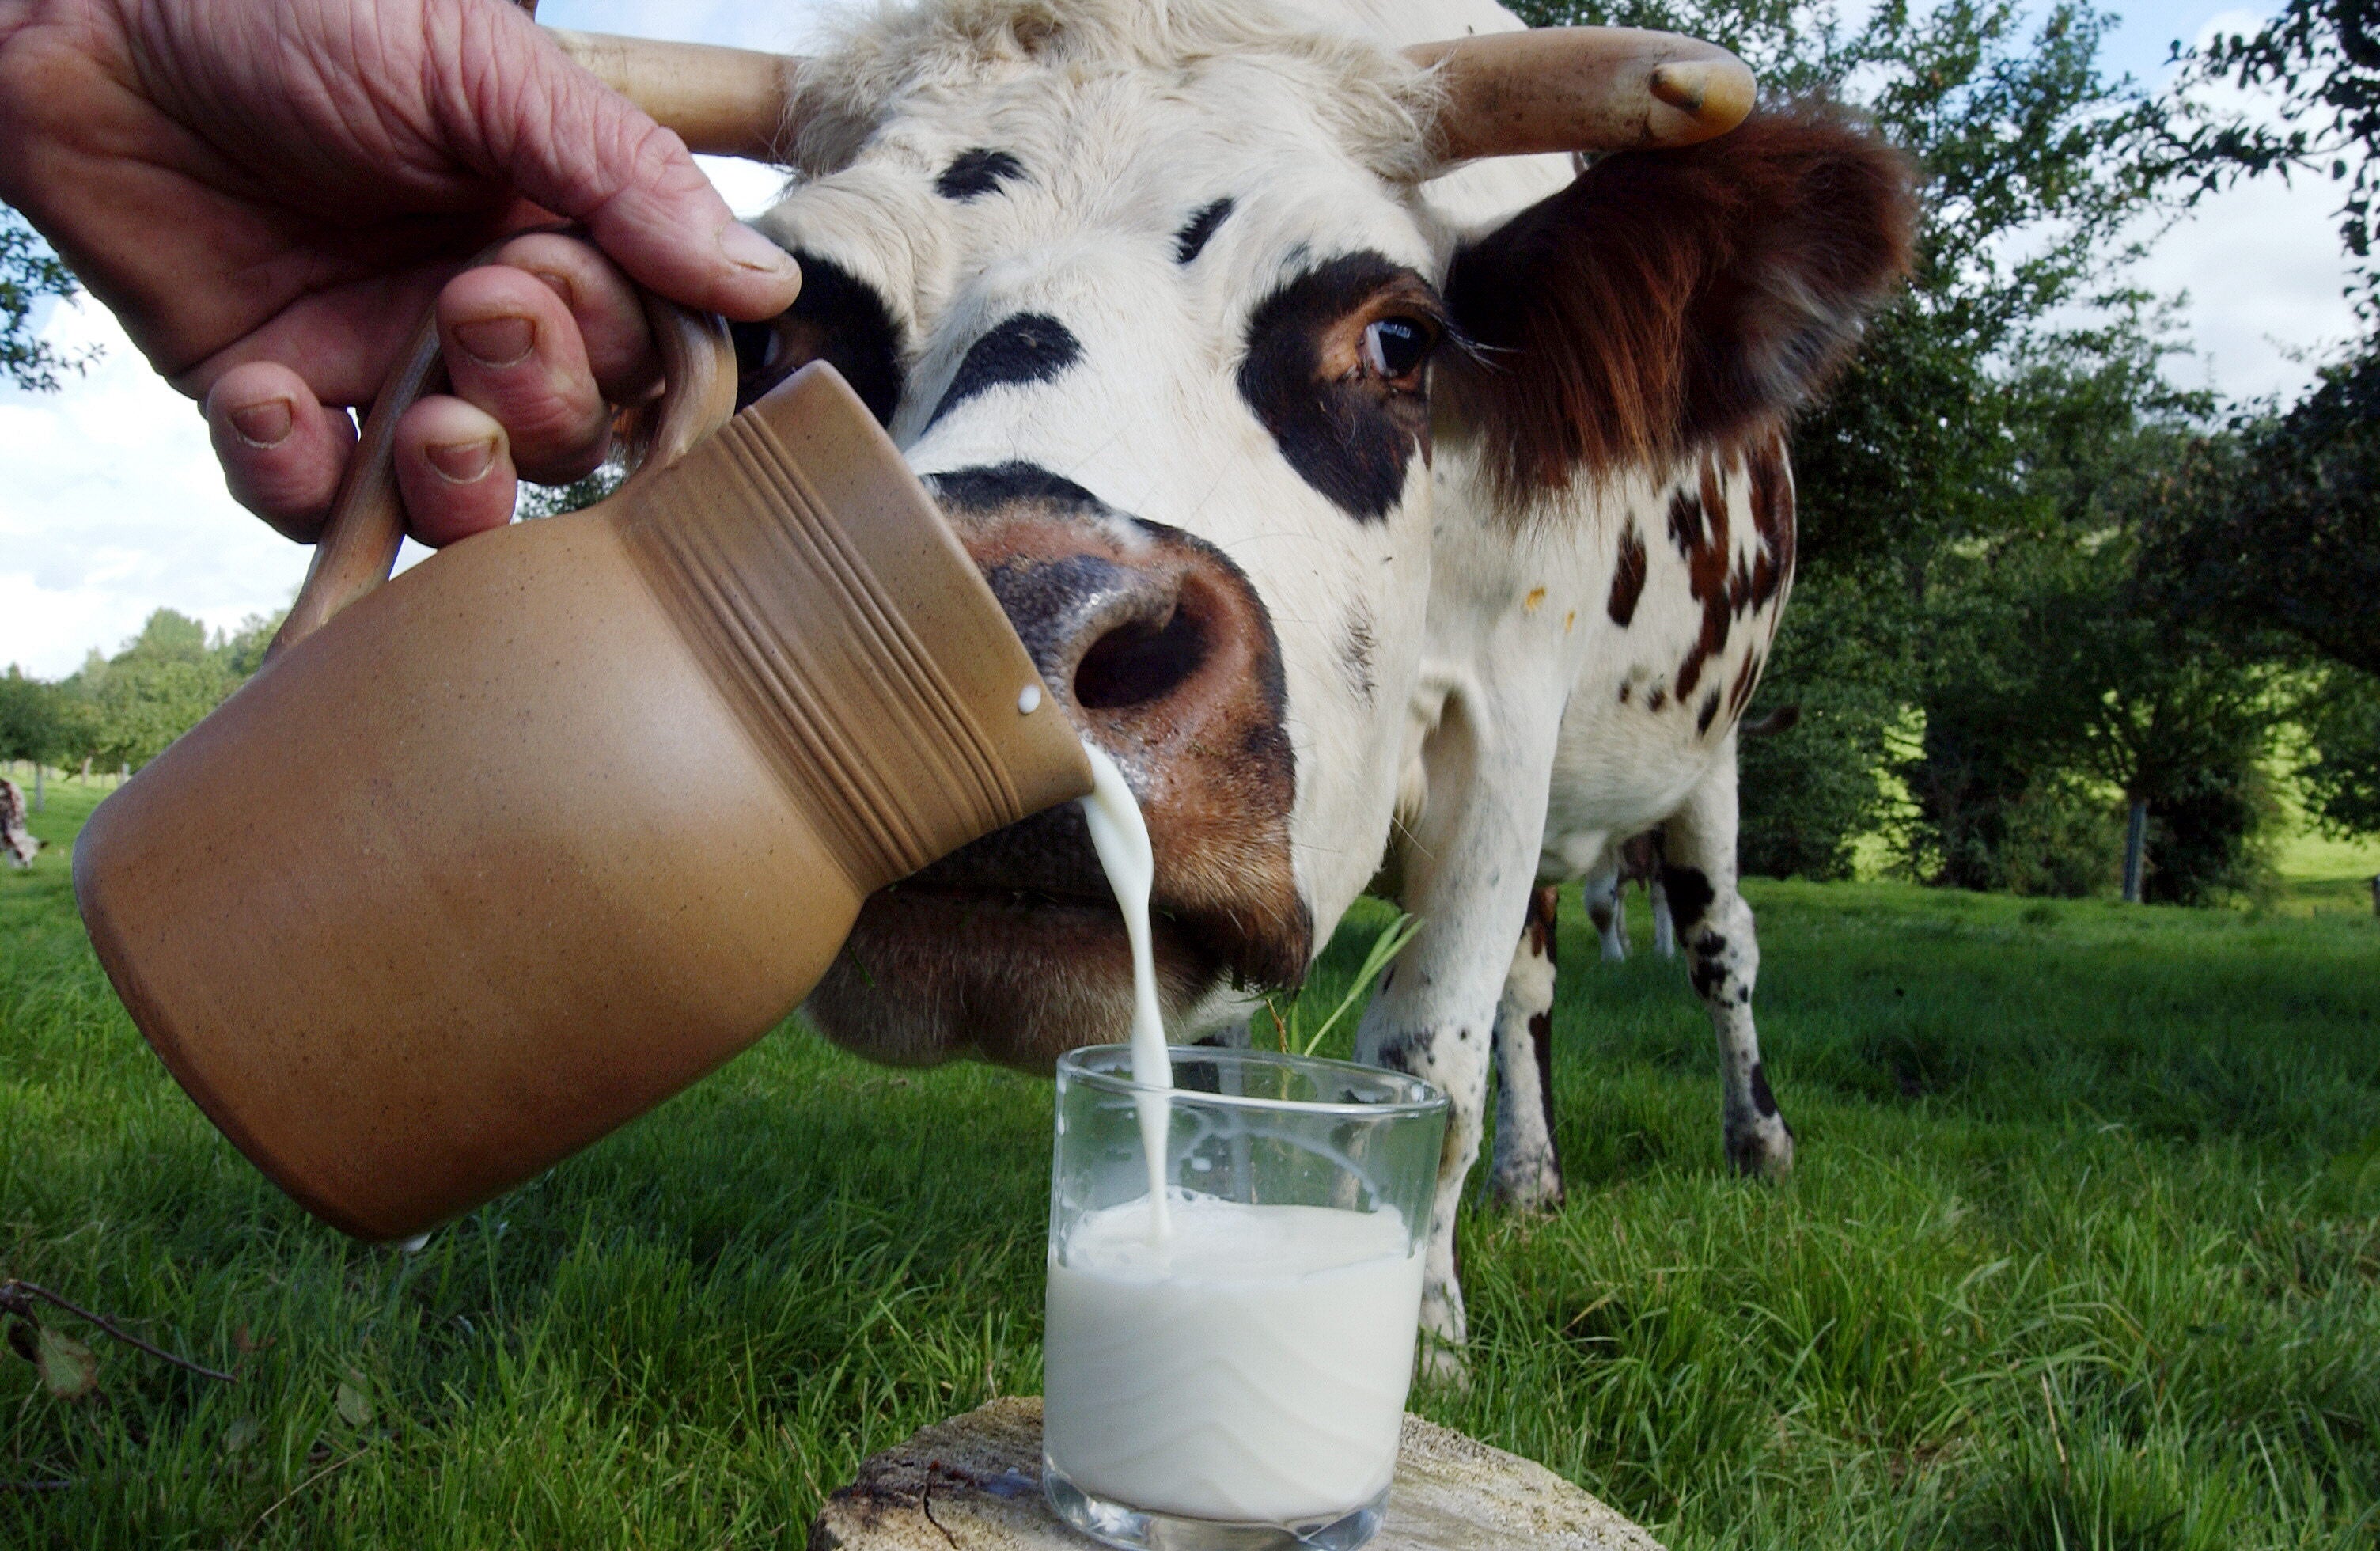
[2168,0,2380,285]
[55,610,241,772]
[2,202,87,392]
[0,666,68,765]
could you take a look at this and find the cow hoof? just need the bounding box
[1726,1119,1794,1178]
[1418,1337,1472,1390]
[1485,1166,1565,1214]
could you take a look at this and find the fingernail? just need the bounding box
[426,438,498,484]
[453,315,536,367]
[718,221,798,278]
[228,399,294,449]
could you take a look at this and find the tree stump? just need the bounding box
[808,1397,1663,1550]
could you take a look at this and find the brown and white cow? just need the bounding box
[2,777,40,868]
[667,0,1912,1357]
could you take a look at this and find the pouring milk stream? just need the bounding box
[1056,742,1427,1527]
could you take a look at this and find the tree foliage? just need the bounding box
[2,609,282,772]
[2,202,87,392]
[2169,0,2380,282]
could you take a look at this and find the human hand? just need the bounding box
[0,0,799,543]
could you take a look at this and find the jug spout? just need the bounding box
[76,361,1090,1242]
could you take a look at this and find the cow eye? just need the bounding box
[1362,317,1434,381]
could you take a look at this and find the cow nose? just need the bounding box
[986,550,1211,715]
[927,471,1278,745]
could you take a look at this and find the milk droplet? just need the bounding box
[1018,684,1044,715]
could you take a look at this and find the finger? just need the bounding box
[490,233,662,405]
[203,362,359,543]
[393,396,518,548]
[434,8,801,322]
[438,265,612,485]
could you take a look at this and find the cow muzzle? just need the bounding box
[802,466,1311,1071]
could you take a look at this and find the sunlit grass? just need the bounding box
[3,779,2375,1547]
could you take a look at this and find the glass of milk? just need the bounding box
[1043,1045,1448,1551]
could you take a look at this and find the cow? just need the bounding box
[2,778,40,869]
[1582,830,1671,961]
[682,0,1916,1361]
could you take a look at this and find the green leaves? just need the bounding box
[32,1326,99,1401]
[335,1375,373,1430]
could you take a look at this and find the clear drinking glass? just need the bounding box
[1043,1045,1449,1551]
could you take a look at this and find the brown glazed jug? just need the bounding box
[73,285,1093,1242]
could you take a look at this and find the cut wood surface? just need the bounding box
[807,1396,1664,1550]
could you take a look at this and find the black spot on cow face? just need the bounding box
[937,148,1025,201]
[925,313,1083,430]
[1174,198,1234,264]
[1608,520,1647,626]
[1662,865,1716,931]
[729,252,904,425]
[1237,252,1445,522]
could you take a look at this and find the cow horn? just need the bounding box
[544,25,1752,169]
[1404,28,1754,161]
[547,29,802,161]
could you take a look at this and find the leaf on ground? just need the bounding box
[335,1376,372,1428]
[35,1326,99,1400]
[222,1416,260,1456]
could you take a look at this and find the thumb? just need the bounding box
[434,0,799,322]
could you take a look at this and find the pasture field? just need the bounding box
[2,775,2377,1549]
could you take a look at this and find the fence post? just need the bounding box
[32,764,41,813]
[2120,798,2147,904]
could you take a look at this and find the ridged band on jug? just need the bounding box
[622,411,1027,889]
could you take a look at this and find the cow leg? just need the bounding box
[1487,884,1564,1212]
[1356,685,1566,1375]
[1647,873,1677,958]
[1582,857,1628,961]
[1662,753,1793,1177]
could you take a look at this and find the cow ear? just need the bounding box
[1441,105,1917,500]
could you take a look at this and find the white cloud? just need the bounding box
[2133,8,2363,402]
[0,299,312,677]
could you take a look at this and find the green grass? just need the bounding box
[3,778,2377,1548]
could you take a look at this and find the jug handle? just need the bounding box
[267,250,739,661]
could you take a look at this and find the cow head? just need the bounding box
[705,0,1912,1069]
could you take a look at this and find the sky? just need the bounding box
[0,0,2359,679]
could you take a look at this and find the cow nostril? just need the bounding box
[1073,605,1206,710]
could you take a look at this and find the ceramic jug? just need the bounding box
[73,286,1093,1242]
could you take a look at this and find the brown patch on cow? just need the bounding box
[1524,586,1548,613]
[1744,429,1795,612]
[1673,444,1799,717]
[1648,685,1668,711]
[1617,680,1632,705]
[1524,882,1558,960]
[1607,520,1648,626]
[1440,108,1917,502]
[1696,690,1721,735]
[1670,457,1734,701]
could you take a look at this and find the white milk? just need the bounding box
[1067,742,1422,1526]
[1078,743,1173,1238]
[1044,1192,1426,1524]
